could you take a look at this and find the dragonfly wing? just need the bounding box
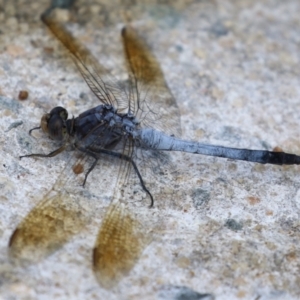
[9,192,88,264]
[41,11,129,110]
[92,139,151,288]
[93,199,147,289]
[92,27,179,287]
[42,13,181,136]
[9,154,93,265]
[122,26,182,137]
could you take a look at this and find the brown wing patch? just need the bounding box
[122,26,164,84]
[93,201,148,289]
[9,191,89,265]
[122,26,181,136]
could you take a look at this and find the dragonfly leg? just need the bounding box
[76,147,154,207]
[19,144,67,160]
[119,152,154,208]
[80,150,98,187]
[100,149,154,207]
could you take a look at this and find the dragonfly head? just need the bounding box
[40,106,69,141]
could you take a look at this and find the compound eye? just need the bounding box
[47,115,65,140]
[49,106,68,120]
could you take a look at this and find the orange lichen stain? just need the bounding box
[175,256,191,268]
[268,273,275,284]
[247,196,261,205]
[43,47,54,54]
[18,90,29,100]
[265,210,273,216]
[265,241,277,251]
[6,44,25,57]
[3,110,12,117]
[286,251,296,261]
[236,290,247,298]
[234,277,247,287]
[72,163,84,174]
[254,224,263,232]
[188,270,195,277]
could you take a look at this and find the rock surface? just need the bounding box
[1,1,300,299]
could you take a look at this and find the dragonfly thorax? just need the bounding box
[74,105,139,135]
[71,105,140,150]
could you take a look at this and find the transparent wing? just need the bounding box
[122,26,182,137]
[41,12,129,110]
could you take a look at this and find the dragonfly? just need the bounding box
[9,10,300,289]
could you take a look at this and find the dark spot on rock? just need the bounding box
[191,188,210,209]
[158,285,214,300]
[210,20,229,37]
[225,219,243,231]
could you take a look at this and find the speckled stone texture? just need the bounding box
[1,1,300,299]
